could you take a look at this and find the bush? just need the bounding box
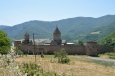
[61,57,70,64]
[54,48,70,64]
[18,50,24,56]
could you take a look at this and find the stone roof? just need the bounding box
[53,27,61,34]
[25,32,29,36]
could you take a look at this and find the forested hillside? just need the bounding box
[78,21,115,42]
[0,25,10,29]
[0,15,115,43]
[100,31,115,46]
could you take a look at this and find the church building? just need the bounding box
[45,26,67,45]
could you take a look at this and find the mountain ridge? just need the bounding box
[0,15,115,43]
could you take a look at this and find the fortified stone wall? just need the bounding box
[16,42,114,55]
[21,45,86,55]
[97,46,114,54]
[61,45,86,55]
[21,44,39,54]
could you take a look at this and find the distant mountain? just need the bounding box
[1,23,26,38]
[0,25,10,29]
[1,15,115,43]
[14,21,52,39]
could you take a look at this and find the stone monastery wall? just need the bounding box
[20,44,114,55]
[21,44,86,55]
[38,45,86,55]
[97,46,114,54]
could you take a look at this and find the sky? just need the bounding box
[0,0,115,26]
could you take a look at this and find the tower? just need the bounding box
[24,32,29,44]
[53,27,62,45]
[86,41,98,56]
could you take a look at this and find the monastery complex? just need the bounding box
[14,27,113,56]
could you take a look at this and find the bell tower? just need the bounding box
[24,32,29,44]
[53,26,62,45]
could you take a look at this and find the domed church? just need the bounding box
[45,27,67,45]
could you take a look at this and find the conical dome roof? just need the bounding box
[25,32,29,36]
[53,27,61,34]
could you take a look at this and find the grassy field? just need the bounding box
[16,55,115,76]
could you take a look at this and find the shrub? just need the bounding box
[54,48,70,64]
[18,50,24,56]
[61,57,70,64]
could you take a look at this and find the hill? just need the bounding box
[0,15,115,42]
[78,21,115,42]
[0,25,10,29]
[99,31,115,46]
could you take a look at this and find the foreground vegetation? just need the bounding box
[16,55,115,76]
[0,49,115,76]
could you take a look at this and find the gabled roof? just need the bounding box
[53,27,61,34]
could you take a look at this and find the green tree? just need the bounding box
[0,30,10,54]
[100,37,115,46]
[78,40,84,46]
[54,48,70,63]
